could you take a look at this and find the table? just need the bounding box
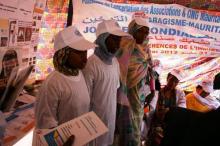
[3,94,36,146]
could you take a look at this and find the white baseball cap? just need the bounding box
[153,59,163,74]
[170,69,184,81]
[132,17,149,28]
[54,26,97,51]
[96,19,130,37]
[199,79,214,93]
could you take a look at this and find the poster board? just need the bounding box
[0,0,46,101]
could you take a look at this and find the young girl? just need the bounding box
[35,26,96,129]
[83,20,130,146]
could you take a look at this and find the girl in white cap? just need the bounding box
[35,26,96,130]
[82,19,130,146]
[147,69,186,146]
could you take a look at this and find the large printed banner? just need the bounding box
[73,0,220,91]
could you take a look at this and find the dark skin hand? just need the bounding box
[63,135,75,146]
[145,90,155,106]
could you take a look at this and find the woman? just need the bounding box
[83,20,129,146]
[114,18,153,146]
[35,26,96,129]
[147,69,186,146]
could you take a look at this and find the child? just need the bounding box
[82,20,130,146]
[35,26,96,129]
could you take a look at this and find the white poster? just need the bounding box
[0,0,34,21]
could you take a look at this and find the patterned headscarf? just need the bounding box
[94,33,115,65]
[126,20,153,88]
[53,47,79,76]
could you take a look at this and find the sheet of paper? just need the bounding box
[33,111,108,146]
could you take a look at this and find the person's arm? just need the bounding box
[35,81,59,129]
[82,61,95,98]
[177,90,186,108]
[149,91,159,111]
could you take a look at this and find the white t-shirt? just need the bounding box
[83,55,120,146]
[176,88,186,108]
[35,71,90,129]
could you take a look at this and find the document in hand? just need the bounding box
[33,111,108,146]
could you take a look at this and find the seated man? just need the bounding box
[186,79,220,112]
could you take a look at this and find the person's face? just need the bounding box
[133,26,149,44]
[2,58,18,76]
[1,39,7,46]
[66,49,87,70]
[196,88,210,98]
[167,74,179,90]
[105,34,122,54]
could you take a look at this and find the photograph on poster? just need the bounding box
[25,28,32,41]
[0,29,8,36]
[0,28,9,48]
[37,16,42,20]
[35,0,46,10]
[32,21,36,27]
[9,20,17,46]
[17,27,25,42]
[0,37,8,47]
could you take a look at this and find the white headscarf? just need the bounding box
[193,91,220,109]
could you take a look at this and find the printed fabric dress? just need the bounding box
[114,38,153,146]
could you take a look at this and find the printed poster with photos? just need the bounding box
[0,0,46,100]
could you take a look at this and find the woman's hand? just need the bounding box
[63,135,75,146]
